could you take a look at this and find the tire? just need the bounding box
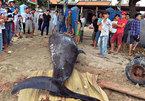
[134,55,145,59]
[126,58,145,86]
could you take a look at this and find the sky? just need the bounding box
[138,0,145,6]
[112,0,145,6]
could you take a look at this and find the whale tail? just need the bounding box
[12,76,99,101]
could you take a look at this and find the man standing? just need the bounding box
[129,13,141,56]
[122,14,132,52]
[0,18,4,52]
[31,8,36,35]
[52,10,58,33]
[91,14,98,46]
[98,11,112,57]
[80,13,86,42]
[0,7,8,53]
[38,9,43,31]
[22,8,27,34]
[41,9,51,36]
[5,6,13,45]
[58,10,65,32]
[110,11,127,54]
[25,7,33,38]
[66,11,73,34]
[13,7,20,36]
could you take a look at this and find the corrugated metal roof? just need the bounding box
[50,0,61,4]
[76,1,111,6]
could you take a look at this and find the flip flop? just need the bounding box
[108,51,114,54]
[8,51,13,54]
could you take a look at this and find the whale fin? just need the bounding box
[12,76,99,101]
[78,50,86,55]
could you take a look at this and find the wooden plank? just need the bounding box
[99,80,145,100]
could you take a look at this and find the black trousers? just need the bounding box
[23,23,25,34]
[38,19,43,31]
[80,30,84,42]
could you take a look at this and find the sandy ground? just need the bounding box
[0,28,145,101]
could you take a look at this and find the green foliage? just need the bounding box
[14,0,48,8]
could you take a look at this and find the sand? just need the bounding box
[0,27,145,101]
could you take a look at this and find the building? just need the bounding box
[50,0,145,23]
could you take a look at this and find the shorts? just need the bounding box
[2,29,7,44]
[111,32,123,45]
[25,24,33,33]
[95,31,101,42]
[67,24,72,33]
[92,31,97,40]
[122,31,129,43]
[130,35,140,44]
[32,23,35,29]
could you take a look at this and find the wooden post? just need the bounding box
[55,6,57,10]
[81,6,83,13]
[99,80,145,100]
[48,0,50,9]
[96,7,98,18]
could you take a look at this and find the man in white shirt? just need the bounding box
[31,8,36,36]
[98,11,112,57]
[52,10,58,33]
[38,10,43,31]
[13,7,20,35]
[21,8,27,34]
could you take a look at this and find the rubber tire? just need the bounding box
[126,58,145,86]
[134,55,145,59]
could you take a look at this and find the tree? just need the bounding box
[118,0,140,18]
[129,0,141,18]
[15,0,48,9]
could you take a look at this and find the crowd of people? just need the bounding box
[91,11,141,57]
[0,0,87,53]
[0,0,142,58]
[0,0,37,53]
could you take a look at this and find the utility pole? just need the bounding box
[48,0,50,9]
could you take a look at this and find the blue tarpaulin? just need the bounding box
[64,6,80,34]
[106,7,121,21]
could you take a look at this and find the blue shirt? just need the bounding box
[11,7,15,13]
[53,14,58,25]
[130,18,141,36]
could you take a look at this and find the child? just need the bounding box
[76,20,82,44]
[98,11,112,57]
[16,15,23,38]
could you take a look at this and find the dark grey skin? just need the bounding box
[49,33,78,82]
[12,33,99,101]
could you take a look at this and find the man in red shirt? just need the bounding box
[110,11,127,54]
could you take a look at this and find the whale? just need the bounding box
[12,33,100,101]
